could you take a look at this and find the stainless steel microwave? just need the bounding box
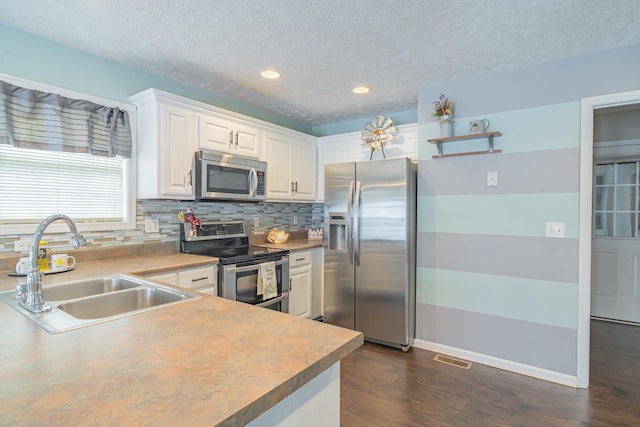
[195,151,267,202]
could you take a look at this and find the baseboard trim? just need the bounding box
[412,339,578,388]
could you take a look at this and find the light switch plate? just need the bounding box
[144,219,160,233]
[14,240,30,252]
[546,222,565,238]
[487,171,498,187]
[253,217,260,227]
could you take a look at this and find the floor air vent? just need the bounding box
[434,354,472,369]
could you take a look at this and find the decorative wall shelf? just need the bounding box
[427,131,502,158]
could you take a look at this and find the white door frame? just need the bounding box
[577,89,640,388]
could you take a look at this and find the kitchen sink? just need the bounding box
[0,274,200,333]
[43,276,141,301]
[57,287,189,319]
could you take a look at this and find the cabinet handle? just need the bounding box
[235,132,238,148]
[289,278,292,292]
[291,181,294,192]
[187,170,193,186]
[294,181,298,192]
[191,276,209,282]
[229,131,233,148]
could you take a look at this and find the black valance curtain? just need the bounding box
[0,80,132,158]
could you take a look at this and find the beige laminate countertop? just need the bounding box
[0,251,363,426]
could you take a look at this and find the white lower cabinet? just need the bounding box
[147,265,218,296]
[310,247,323,320]
[288,251,312,318]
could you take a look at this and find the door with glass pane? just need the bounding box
[592,161,640,323]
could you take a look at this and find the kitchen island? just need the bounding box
[0,252,363,426]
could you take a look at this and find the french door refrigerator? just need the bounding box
[323,157,417,351]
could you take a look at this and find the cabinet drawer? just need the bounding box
[147,271,178,286]
[178,266,217,289]
[289,251,311,268]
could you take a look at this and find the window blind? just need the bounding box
[0,145,125,223]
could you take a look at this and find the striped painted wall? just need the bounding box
[417,103,580,375]
[416,43,640,379]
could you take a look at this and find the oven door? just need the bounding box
[221,256,290,312]
[255,292,289,313]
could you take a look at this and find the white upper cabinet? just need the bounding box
[131,89,196,200]
[265,131,316,201]
[198,113,261,158]
[316,123,417,201]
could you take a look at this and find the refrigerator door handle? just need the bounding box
[353,180,361,266]
[347,180,354,265]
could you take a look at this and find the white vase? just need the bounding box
[439,115,454,138]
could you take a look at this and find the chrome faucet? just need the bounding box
[18,214,87,313]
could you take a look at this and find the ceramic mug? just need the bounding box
[15,257,29,275]
[51,254,76,271]
[470,119,490,134]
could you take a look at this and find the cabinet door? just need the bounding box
[198,114,233,153]
[266,134,294,199]
[233,123,261,158]
[294,142,317,200]
[289,266,311,318]
[160,103,196,198]
[317,141,345,202]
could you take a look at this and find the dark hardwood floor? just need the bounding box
[340,320,640,426]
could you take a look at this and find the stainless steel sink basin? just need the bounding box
[0,274,200,333]
[57,287,189,319]
[43,276,141,301]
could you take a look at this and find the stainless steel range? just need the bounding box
[180,221,290,312]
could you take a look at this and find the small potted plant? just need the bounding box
[433,94,454,137]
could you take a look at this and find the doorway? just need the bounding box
[578,89,640,388]
[591,105,640,324]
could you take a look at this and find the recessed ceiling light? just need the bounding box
[353,86,371,94]
[261,70,281,79]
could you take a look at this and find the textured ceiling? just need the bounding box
[1,0,640,127]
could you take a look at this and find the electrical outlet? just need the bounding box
[487,171,498,187]
[144,219,160,233]
[253,217,260,227]
[293,215,298,225]
[14,240,30,252]
[546,222,565,238]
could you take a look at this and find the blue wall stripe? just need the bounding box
[416,267,578,330]
[418,147,580,196]
[417,43,640,121]
[417,193,579,238]
[416,303,577,375]
[418,102,580,158]
[417,232,579,283]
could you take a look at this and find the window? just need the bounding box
[594,161,640,237]
[0,74,136,234]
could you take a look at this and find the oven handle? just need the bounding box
[223,258,288,274]
[255,292,288,308]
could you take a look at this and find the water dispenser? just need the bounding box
[328,212,347,251]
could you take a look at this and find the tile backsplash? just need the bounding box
[0,200,324,254]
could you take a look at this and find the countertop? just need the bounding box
[0,252,217,292]
[0,249,362,426]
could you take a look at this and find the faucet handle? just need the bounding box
[15,278,26,302]
[70,232,87,249]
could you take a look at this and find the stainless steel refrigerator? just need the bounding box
[323,157,416,351]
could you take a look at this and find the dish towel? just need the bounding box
[258,262,278,300]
